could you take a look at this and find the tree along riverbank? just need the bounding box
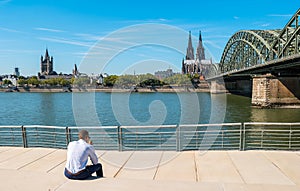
[0,84,210,93]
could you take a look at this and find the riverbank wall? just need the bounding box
[0,86,211,93]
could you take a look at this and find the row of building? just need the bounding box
[1,30,212,86]
[0,49,76,86]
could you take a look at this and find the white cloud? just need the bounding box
[204,40,223,50]
[267,14,293,17]
[34,27,66,33]
[204,35,231,39]
[102,37,137,46]
[0,49,39,54]
[0,27,21,33]
[234,16,239,20]
[72,51,112,57]
[38,37,92,47]
[117,18,170,24]
[261,23,270,27]
[73,33,103,41]
[158,18,168,22]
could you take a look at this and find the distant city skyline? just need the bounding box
[0,0,298,76]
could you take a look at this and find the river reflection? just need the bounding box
[0,92,299,126]
[251,107,300,122]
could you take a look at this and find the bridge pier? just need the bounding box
[209,80,228,94]
[252,74,300,108]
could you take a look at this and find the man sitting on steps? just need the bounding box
[64,129,103,180]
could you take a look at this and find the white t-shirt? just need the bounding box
[65,139,98,174]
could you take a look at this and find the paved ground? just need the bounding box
[1,146,300,191]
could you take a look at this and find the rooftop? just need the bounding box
[1,147,300,191]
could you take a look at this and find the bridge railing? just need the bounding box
[0,123,300,151]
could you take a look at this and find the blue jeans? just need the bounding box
[64,163,103,180]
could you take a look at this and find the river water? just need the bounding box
[0,92,299,127]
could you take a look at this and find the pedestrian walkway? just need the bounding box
[1,146,300,191]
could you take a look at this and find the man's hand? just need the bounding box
[88,139,93,145]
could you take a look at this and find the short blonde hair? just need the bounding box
[78,129,89,140]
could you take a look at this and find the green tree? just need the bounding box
[114,75,137,87]
[60,78,71,87]
[3,79,12,85]
[27,76,40,86]
[28,76,40,86]
[73,77,90,87]
[138,78,164,87]
[136,74,164,87]
[17,79,28,86]
[18,76,26,80]
[70,77,75,84]
[44,79,55,86]
[104,75,119,87]
[39,80,46,86]
[163,74,191,86]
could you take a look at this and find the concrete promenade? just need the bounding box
[1,147,300,191]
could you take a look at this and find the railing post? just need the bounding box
[176,124,181,151]
[65,127,70,147]
[159,132,162,149]
[289,125,292,149]
[242,123,246,151]
[239,123,243,151]
[21,125,27,148]
[221,130,224,149]
[261,129,264,149]
[117,126,123,152]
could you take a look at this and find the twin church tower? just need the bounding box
[182,31,212,75]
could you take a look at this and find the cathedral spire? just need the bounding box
[45,48,49,59]
[186,31,194,60]
[199,30,202,41]
[196,31,205,60]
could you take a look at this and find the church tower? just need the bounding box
[182,30,210,75]
[40,49,54,75]
[186,31,194,60]
[196,31,205,61]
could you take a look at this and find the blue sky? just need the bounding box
[0,0,298,76]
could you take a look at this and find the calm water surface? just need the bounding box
[0,92,299,126]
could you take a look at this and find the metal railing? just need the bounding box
[0,122,300,151]
[243,122,300,150]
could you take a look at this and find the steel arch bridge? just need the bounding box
[220,9,300,73]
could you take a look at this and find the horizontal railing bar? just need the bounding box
[180,123,242,127]
[24,125,66,129]
[244,122,300,126]
[25,131,66,134]
[69,126,119,129]
[121,125,177,129]
[247,131,300,133]
[0,126,22,128]
[121,131,242,135]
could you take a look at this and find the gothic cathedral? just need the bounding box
[182,31,212,75]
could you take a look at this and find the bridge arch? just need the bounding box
[220,30,278,73]
[219,8,300,74]
[271,9,300,58]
